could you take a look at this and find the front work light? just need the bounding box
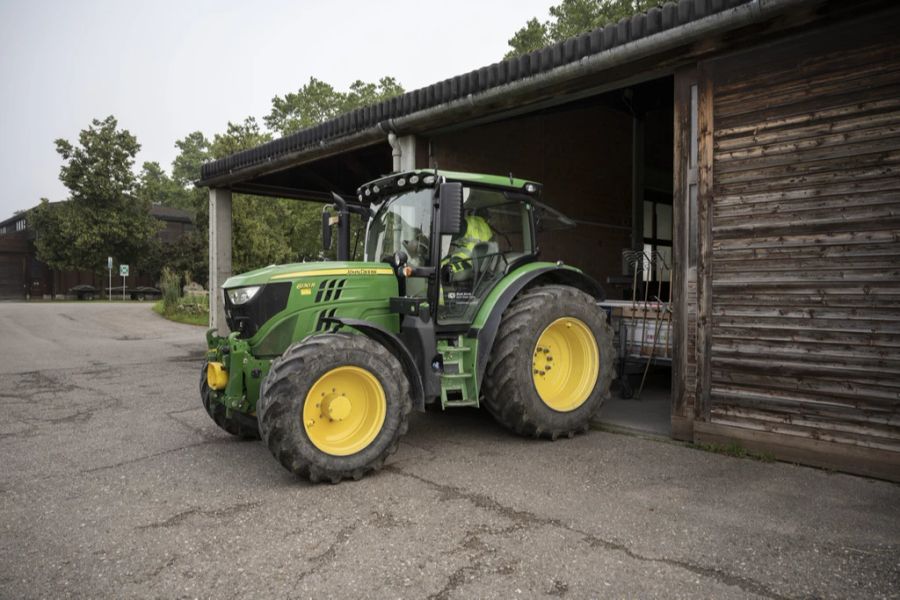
[227,286,261,305]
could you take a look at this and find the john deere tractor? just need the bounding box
[203,170,614,482]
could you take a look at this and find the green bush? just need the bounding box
[176,294,208,316]
[160,267,181,312]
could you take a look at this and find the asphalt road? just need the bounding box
[0,302,898,599]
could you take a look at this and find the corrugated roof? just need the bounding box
[199,0,752,185]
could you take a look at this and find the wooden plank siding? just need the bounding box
[695,10,900,479]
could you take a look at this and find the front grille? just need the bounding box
[224,282,292,338]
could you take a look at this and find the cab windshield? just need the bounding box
[366,183,536,324]
[364,189,433,267]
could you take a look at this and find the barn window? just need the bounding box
[642,190,673,282]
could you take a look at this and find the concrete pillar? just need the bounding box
[398,135,417,171]
[208,187,232,334]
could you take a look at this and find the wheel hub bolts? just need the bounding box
[324,395,352,422]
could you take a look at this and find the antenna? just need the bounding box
[509,172,514,184]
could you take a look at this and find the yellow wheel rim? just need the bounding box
[532,317,599,412]
[302,366,387,456]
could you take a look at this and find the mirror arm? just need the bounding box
[330,192,351,261]
[321,207,333,252]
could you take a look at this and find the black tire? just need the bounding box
[258,333,411,483]
[199,364,260,440]
[483,285,615,439]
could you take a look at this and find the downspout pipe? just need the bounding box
[387,131,402,173]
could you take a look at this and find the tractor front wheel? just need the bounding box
[199,365,260,440]
[257,333,411,483]
[483,285,615,439]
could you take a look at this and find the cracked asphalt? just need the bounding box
[1,302,898,599]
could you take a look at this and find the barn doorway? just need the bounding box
[428,75,676,437]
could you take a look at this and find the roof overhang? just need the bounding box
[197,0,842,190]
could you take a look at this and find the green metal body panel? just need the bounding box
[470,261,586,330]
[206,261,399,416]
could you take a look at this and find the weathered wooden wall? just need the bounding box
[691,9,900,479]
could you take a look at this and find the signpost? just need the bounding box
[119,264,129,301]
[107,256,113,301]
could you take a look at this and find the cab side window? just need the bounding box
[438,188,533,324]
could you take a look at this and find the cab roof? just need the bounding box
[356,170,541,203]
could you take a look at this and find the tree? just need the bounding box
[210,117,272,159]
[130,131,215,287]
[31,116,159,272]
[506,0,667,57]
[264,76,405,137]
[506,18,549,59]
[172,131,211,188]
[136,161,191,210]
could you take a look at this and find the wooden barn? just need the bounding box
[198,0,900,480]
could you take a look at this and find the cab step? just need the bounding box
[437,335,479,409]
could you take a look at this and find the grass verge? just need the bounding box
[152,299,209,327]
[697,441,775,462]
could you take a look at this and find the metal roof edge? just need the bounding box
[198,0,812,188]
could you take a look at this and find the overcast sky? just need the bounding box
[0,0,553,218]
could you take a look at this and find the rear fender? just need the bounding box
[471,265,605,388]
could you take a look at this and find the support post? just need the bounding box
[209,187,233,335]
[397,135,417,171]
[631,114,645,253]
[671,66,699,441]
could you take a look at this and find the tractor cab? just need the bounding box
[336,170,573,327]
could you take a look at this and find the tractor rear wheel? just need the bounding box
[483,285,615,439]
[199,365,260,440]
[258,333,411,483]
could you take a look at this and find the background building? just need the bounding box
[0,205,193,299]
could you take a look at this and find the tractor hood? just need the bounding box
[221,261,395,289]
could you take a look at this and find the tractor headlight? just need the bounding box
[226,285,261,305]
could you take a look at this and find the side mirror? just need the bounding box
[321,210,332,250]
[439,182,464,236]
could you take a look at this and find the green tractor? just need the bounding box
[203,170,614,482]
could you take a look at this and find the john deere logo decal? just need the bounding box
[272,267,394,280]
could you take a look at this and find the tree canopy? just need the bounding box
[31,116,159,272]
[265,76,404,136]
[506,0,666,57]
[32,75,403,285]
[136,161,190,210]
